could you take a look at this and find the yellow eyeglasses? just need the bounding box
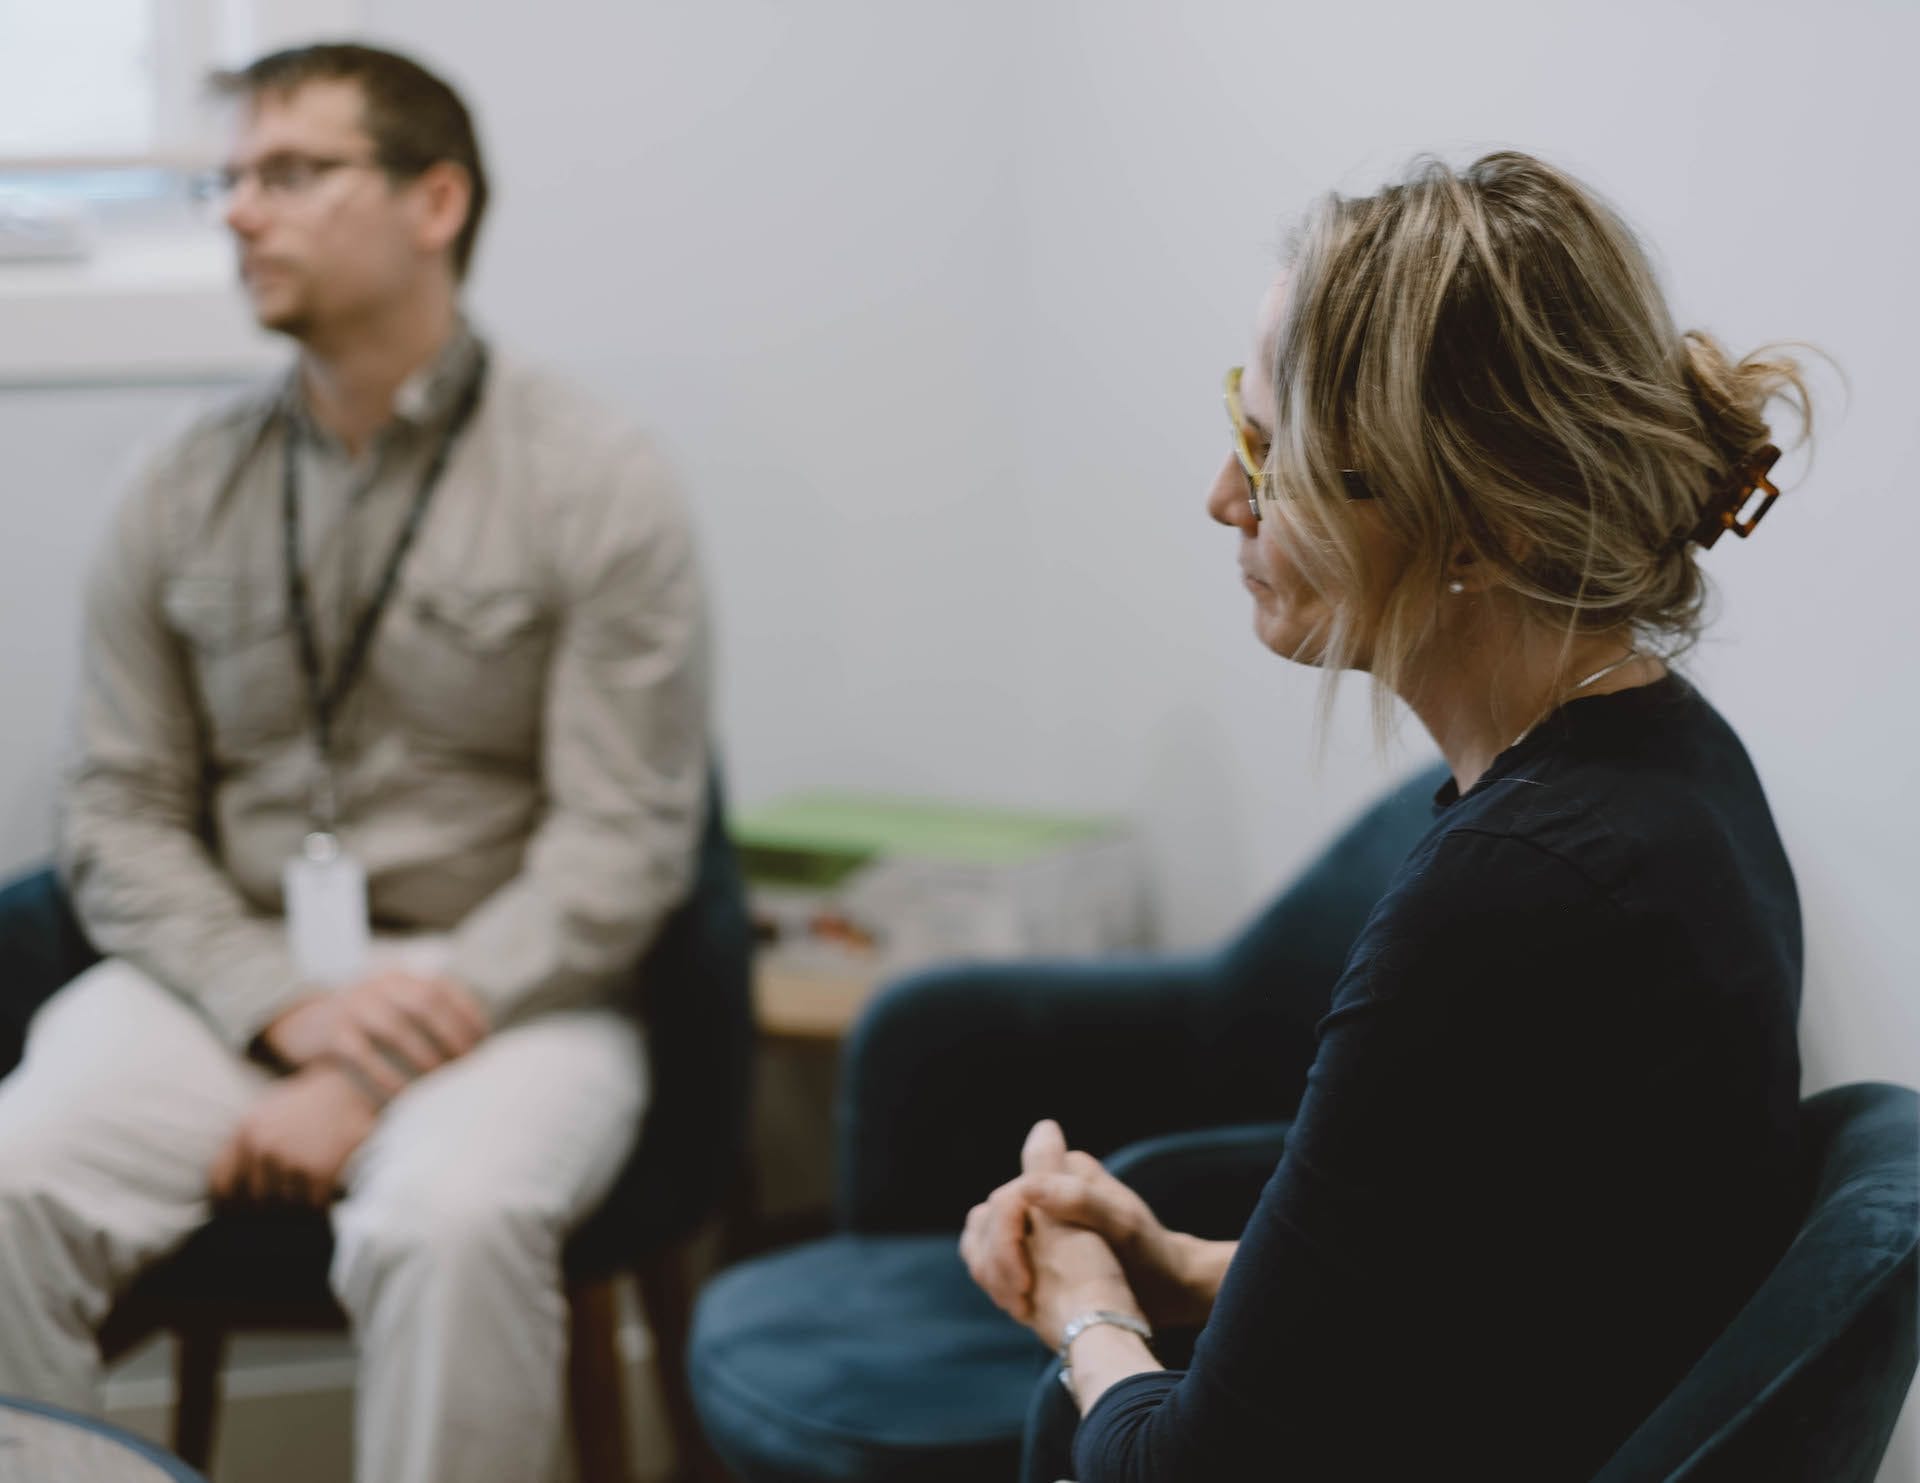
[1223,366,1374,519]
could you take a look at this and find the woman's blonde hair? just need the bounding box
[1266,151,1814,737]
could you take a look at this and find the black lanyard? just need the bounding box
[283,348,489,829]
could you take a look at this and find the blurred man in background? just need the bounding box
[0,43,710,1483]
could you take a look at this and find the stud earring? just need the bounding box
[1447,580,1466,595]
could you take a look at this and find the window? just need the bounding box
[0,0,361,384]
[0,0,157,159]
[0,0,366,169]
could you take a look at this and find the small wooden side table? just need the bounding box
[752,962,881,1042]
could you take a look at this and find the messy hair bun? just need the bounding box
[1266,151,1816,730]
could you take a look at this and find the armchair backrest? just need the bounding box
[1186,760,1449,1125]
[1218,761,1448,989]
[541,768,755,1261]
[1594,1081,1919,1483]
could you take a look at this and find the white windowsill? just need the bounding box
[0,227,282,388]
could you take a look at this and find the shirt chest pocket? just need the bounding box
[379,586,554,760]
[161,578,303,757]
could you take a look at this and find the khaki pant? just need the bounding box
[0,958,646,1483]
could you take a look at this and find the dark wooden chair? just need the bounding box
[0,772,753,1483]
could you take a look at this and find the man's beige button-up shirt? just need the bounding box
[57,325,713,1049]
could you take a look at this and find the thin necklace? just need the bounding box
[1507,649,1640,752]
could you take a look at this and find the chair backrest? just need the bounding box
[1218,759,1451,995]
[0,865,101,1078]
[1186,760,1449,1124]
[555,768,755,1263]
[1594,1081,1920,1483]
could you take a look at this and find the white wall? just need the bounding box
[0,383,237,875]
[1,0,1913,1471]
[376,0,1048,810]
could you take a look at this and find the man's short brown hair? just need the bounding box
[210,42,490,279]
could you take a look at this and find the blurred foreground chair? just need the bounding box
[688,764,1447,1481]
[0,1393,212,1481]
[0,772,753,1483]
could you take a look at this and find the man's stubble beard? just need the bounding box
[257,299,314,341]
[241,265,318,342]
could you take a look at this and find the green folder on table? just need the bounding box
[731,794,1117,888]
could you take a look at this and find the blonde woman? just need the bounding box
[961,152,1812,1481]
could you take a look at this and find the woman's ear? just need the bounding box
[1445,528,1532,595]
[1444,547,1494,596]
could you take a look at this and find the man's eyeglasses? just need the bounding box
[190,152,389,207]
[1223,366,1373,520]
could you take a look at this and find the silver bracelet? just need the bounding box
[1057,1309,1154,1394]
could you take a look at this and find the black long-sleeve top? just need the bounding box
[1076,675,1804,1481]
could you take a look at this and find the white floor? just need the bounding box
[102,1278,679,1483]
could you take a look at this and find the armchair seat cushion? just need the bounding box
[690,1234,1046,1482]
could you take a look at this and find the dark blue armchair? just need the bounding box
[688,764,1448,1482]
[0,773,754,1483]
[688,766,1920,1483]
[1591,1078,1917,1483]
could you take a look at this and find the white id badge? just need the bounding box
[285,833,370,985]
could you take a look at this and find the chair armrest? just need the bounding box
[1103,1122,1289,1242]
[0,866,100,1076]
[837,953,1293,1234]
[1017,1124,1287,1478]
